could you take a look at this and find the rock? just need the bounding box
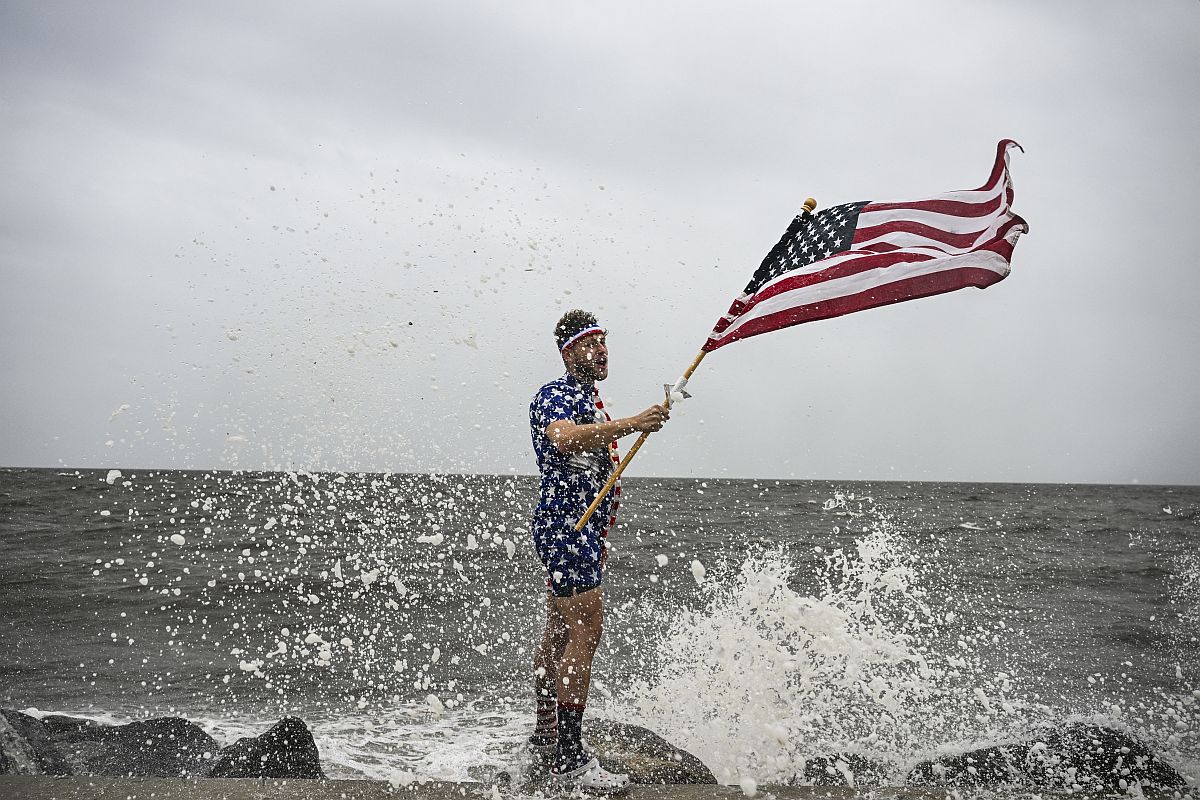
[799,753,891,787]
[1,711,324,780]
[0,711,71,776]
[1027,723,1186,792]
[907,724,1186,791]
[0,710,217,777]
[0,713,42,775]
[907,744,1028,787]
[42,714,216,777]
[205,716,324,779]
[582,719,716,784]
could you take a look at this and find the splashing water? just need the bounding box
[78,469,536,719]
[615,498,1038,785]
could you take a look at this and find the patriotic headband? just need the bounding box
[559,325,605,353]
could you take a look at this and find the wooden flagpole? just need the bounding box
[574,349,707,532]
[574,197,817,532]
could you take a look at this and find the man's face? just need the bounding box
[565,333,608,381]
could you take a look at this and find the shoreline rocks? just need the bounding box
[0,713,44,775]
[906,724,1186,792]
[2,710,1187,793]
[584,719,717,785]
[207,717,323,779]
[0,710,323,780]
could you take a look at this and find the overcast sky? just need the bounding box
[2,1,1198,485]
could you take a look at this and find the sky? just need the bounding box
[2,1,1198,485]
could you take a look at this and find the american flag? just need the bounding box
[704,140,1028,352]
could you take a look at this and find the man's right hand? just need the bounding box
[632,404,670,433]
[548,403,671,454]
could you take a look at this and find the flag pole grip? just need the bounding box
[574,349,708,532]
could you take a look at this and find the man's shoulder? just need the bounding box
[532,374,579,401]
[530,375,588,421]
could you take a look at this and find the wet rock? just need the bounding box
[42,714,217,777]
[1,710,324,780]
[583,719,716,784]
[1027,723,1186,792]
[907,724,1186,791]
[0,711,71,775]
[907,744,1028,787]
[205,716,324,779]
[0,710,216,777]
[800,753,891,787]
[0,712,43,775]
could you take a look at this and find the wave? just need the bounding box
[610,499,1200,787]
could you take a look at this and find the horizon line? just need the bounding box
[1,464,1196,490]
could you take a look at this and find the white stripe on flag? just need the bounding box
[707,250,1012,345]
[865,182,1008,208]
[856,205,1009,233]
[854,213,1017,254]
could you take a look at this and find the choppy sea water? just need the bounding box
[1,468,1197,787]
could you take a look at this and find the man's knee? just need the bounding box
[553,590,603,640]
[571,614,602,652]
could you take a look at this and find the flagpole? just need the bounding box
[573,197,818,533]
[574,349,707,532]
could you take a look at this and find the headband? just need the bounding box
[559,325,605,353]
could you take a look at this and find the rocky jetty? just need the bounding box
[0,710,323,779]
[584,719,716,785]
[906,723,1186,792]
[207,717,323,779]
[4,709,1187,793]
[777,724,1186,792]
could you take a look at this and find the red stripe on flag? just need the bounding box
[984,139,1023,190]
[860,140,1020,218]
[853,219,992,250]
[705,267,1006,350]
[718,250,935,322]
[709,249,930,336]
[861,191,1004,219]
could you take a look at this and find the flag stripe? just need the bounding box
[724,250,935,318]
[856,203,1009,232]
[715,250,1010,338]
[707,239,1017,340]
[855,140,1019,217]
[707,266,1008,348]
[748,251,1010,320]
[853,219,993,251]
[855,210,1021,255]
[862,190,1006,219]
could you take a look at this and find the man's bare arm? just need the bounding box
[546,404,670,454]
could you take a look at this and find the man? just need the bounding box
[527,310,669,791]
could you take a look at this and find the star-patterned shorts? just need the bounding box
[532,513,603,597]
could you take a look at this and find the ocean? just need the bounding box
[1,468,1196,787]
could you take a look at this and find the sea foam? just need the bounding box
[614,502,1014,786]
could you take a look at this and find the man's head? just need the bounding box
[555,309,608,382]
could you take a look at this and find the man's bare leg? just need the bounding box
[548,587,603,770]
[552,587,603,705]
[531,593,568,746]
